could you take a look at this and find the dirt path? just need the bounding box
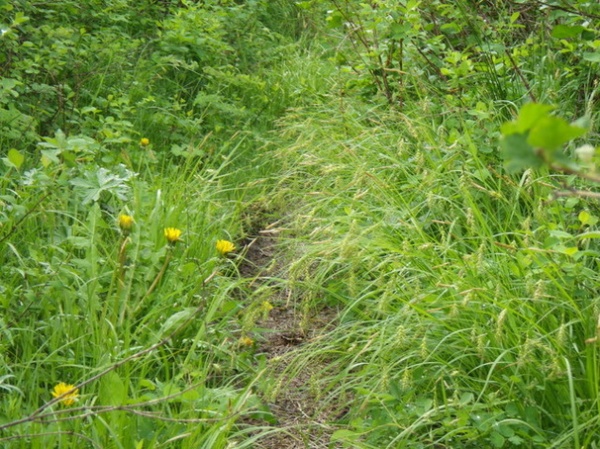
[239,223,344,449]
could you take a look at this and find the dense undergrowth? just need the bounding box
[2,0,600,448]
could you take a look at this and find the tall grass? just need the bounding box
[259,61,600,446]
[4,1,600,447]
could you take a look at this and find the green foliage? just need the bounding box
[4,0,600,447]
[500,103,587,172]
[0,0,304,447]
[254,3,600,445]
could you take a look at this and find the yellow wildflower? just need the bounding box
[239,336,254,347]
[51,382,79,406]
[216,239,235,256]
[261,301,274,312]
[118,214,134,233]
[139,137,150,146]
[164,227,182,244]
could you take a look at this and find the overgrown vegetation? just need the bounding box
[2,0,600,448]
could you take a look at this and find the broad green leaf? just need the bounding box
[509,435,526,445]
[500,133,542,173]
[157,308,197,338]
[551,24,584,39]
[181,388,200,401]
[527,116,586,152]
[579,211,598,226]
[6,149,24,168]
[0,78,20,94]
[459,392,474,405]
[583,52,600,63]
[331,429,360,442]
[69,166,135,205]
[40,154,52,168]
[560,246,579,256]
[497,423,515,438]
[490,431,506,448]
[40,149,61,165]
[510,103,554,134]
[99,371,127,406]
[390,22,413,39]
[326,11,343,28]
[138,378,156,391]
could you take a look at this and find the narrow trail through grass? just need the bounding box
[238,216,343,449]
[4,2,600,447]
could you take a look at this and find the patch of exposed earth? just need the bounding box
[238,222,345,449]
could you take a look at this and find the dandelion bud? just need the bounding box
[239,336,254,347]
[261,301,274,312]
[118,214,134,234]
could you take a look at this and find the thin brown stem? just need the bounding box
[505,50,537,103]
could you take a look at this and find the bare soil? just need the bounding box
[239,225,344,449]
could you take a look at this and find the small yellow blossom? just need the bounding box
[118,214,134,233]
[239,336,254,347]
[164,227,182,244]
[139,137,150,146]
[51,382,79,406]
[261,301,274,312]
[216,239,235,256]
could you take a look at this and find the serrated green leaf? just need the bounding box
[40,149,61,165]
[497,423,515,438]
[490,431,506,448]
[69,166,135,205]
[509,435,525,445]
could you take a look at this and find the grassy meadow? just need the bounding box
[2,1,600,448]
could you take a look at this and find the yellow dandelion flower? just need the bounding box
[216,239,235,256]
[139,137,150,146]
[118,214,134,233]
[164,227,182,244]
[51,382,79,406]
[239,336,254,347]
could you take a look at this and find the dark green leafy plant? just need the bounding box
[501,103,587,173]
